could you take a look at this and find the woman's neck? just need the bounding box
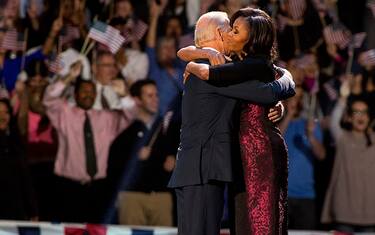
[352,129,365,138]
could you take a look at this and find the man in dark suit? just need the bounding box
[168,11,295,235]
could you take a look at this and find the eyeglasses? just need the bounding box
[352,109,368,116]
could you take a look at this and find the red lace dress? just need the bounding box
[207,56,292,234]
[239,103,288,235]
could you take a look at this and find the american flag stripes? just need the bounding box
[48,55,64,74]
[360,49,375,67]
[351,32,367,49]
[121,19,149,43]
[88,21,125,54]
[121,28,132,44]
[323,81,338,101]
[1,29,26,51]
[162,111,174,134]
[287,0,307,20]
[132,20,148,41]
[323,25,351,49]
[295,54,315,69]
[59,25,80,45]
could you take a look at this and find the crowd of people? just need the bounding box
[0,0,374,233]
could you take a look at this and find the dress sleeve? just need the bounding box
[213,69,295,104]
[207,57,275,87]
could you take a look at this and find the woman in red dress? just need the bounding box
[182,8,289,234]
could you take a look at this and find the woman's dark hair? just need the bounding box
[347,95,372,147]
[230,7,278,61]
[130,79,156,97]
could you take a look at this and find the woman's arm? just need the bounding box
[330,79,350,141]
[207,58,275,86]
[185,58,276,87]
[177,46,226,65]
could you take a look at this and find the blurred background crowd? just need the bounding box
[0,0,374,233]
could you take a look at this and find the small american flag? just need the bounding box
[121,28,134,44]
[287,0,307,20]
[295,54,315,69]
[162,111,174,134]
[350,32,367,49]
[1,29,26,51]
[323,81,338,101]
[59,25,80,45]
[48,55,64,74]
[88,21,125,54]
[360,49,375,67]
[367,1,375,17]
[323,25,351,49]
[132,20,148,41]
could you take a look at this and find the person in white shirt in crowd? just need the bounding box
[92,51,135,110]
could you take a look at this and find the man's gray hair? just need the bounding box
[194,11,229,47]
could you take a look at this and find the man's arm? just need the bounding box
[43,61,81,129]
[186,58,274,86]
[177,46,226,65]
[213,68,295,104]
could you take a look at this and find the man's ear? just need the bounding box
[216,27,224,42]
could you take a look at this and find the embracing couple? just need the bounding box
[168,7,295,235]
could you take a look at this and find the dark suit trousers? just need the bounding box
[175,181,225,235]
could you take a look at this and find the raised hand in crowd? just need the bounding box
[111,79,128,97]
[63,60,83,85]
[71,0,86,27]
[326,43,339,59]
[150,0,163,20]
[306,118,326,160]
[26,1,40,30]
[115,47,128,70]
[339,74,351,99]
[147,0,163,48]
[43,17,64,55]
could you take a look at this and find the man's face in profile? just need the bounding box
[218,18,232,56]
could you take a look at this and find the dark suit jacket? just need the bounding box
[168,60,295,188]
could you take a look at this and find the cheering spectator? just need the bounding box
[146,0,184,115]
[280,86,326,230]
[108,79,179,226]
[0,98,38,221]
[43,61,134,223]
[321,77,375,232]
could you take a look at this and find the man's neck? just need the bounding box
[137,110,155,128]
